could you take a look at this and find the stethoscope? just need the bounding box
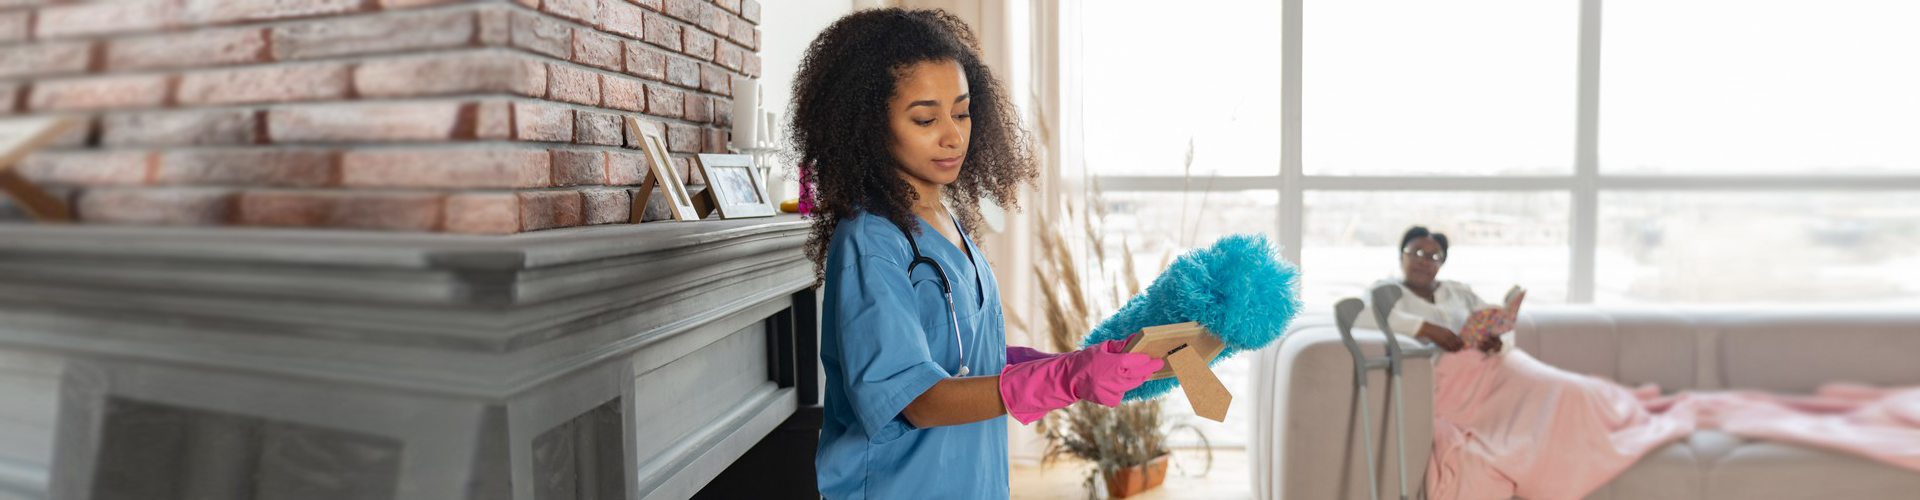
[896,224,970,376]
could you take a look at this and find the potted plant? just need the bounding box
[1042,400,1174,498]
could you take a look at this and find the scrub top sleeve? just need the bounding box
[830,252,951,435]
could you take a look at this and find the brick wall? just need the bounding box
[0,0,761,233]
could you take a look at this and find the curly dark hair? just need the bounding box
[787,8,1037,285]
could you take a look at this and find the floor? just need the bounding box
[1010,448,1252,500]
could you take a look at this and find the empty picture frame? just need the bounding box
[696,153,775,219]
[625,117,699,222]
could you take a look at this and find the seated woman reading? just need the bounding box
[1365,226,1698,500]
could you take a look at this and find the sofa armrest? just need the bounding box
[1253,323,1435,500]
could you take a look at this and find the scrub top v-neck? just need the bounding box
[815,211,1009,500]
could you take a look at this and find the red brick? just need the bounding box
[237,190,444,230]
[30,75,174,111]
[444,193,518,233]
[665,57,699,88]
[107,28,269,71]
[156,150,336,187]
[644,83,683,118]
[624,42,666,80]
[379,0,470,7]
[0,12,27,44]
[599,0,645,39]
[445,193,519,233]
[182,0,364,25]
[728,17,755,49]
[551,150,605,186]
[343,148,550,188]
[519,190,582,230]
[77,188,235,225]
[661,0,698,23]
[631,0,663,12]
[676,157,699,184]
[642,11,681,51]
[714,0,740,14]
[103,110,258,147]
[582,188,630,225]
[573,29,624,71]
[608,151,648,185]
[697,3,729,39]
[540,0,596,24]
[743,52,760,78]
[0,42,91,79]
[714,43,743,73]
[271,9,474,60]
[741,0,759,24]
[356,51,547,98]
[177,63,351,105]
[513,102,574,142]
[478,7,511,46]
[681,29,715,61]
[705,127,727,154]
[666,123,700,153]
[269,102,465,142]
[36,0,180,40]
[604,76,644,112]
[576,112,623,146]
[699,64,729,95]
[548,64,601,105]
[475,101,513,139]
[17,152,154,186]
[512,0,539,7]
[510,11,571,58]
[682,94,710,123]
[712,95,732,127]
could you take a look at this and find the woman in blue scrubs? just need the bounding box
[788,9,1162,499]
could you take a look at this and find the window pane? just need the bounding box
[1302,191,1570,313]
[1597,192,1920,305]
[1601,1,1920,175]
[1080,1,1281,176]
[1093,190,1277,447]
[1305,0,1576,176]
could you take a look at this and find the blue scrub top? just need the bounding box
[816,211,1009,500]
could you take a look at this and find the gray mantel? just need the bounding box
[0,216,820,500]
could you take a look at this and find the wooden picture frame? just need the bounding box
[695,153,775,219]
[625,117,700,222]
[0,117,82,222]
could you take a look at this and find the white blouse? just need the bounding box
[1357,278,1513,349]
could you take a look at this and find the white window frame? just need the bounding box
[1081,0,1920,304]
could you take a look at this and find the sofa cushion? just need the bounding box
[1717,310,1920,394]
[1583,438,1703,500]
[1705,440,1920,500]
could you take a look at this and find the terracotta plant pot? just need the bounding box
[1104,453,1170,498]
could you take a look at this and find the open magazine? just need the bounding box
[1459,285,1525,350]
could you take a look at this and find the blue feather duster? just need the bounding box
[1079,233,1302,401]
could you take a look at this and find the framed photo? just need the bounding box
[696,153,775,219]
[625,117,699,222]
[1,116,82,222]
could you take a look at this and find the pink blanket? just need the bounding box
[1698,383,1920,473]
[1425,349,1699,500]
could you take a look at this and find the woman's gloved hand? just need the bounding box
[998,338,1162,424]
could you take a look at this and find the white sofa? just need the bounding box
[1252,306,1920,500]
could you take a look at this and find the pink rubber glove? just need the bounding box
[1005,346,1060,366]
[1006,335,1139,365]
[999,340,1162,424]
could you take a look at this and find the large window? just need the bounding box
[1073,0,1920,447]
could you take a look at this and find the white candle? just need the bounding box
[732,76,758,151]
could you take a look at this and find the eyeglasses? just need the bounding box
[1403,247,1445,263]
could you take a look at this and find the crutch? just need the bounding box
[1335,285,1440,500]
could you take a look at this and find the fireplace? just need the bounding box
[0,216,819,499]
